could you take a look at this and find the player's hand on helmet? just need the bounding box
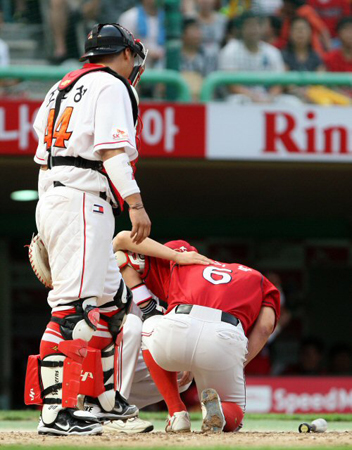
[178,371,193,387]
[174,251,212,266]
[129,207,151,244]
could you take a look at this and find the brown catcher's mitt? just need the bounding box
[28,233,52,288]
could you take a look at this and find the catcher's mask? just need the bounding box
[79,23,148,87]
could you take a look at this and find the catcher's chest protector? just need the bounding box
[47,64,139,213]
[57,65,138,124]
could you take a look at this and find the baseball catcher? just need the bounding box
[25,23,151,436]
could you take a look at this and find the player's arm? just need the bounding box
[119,264,164,321]
[121,264,144,290]
[102,149,151,244]
[113,230,211,266]
[244,306,276,367]
[95,80,151,244]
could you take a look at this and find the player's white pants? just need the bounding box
[142,305,248,411]
[36,186,121,309]
[117,311,190,409]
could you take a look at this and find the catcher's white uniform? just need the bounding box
[27,24,150,436]
[34,71,137,309]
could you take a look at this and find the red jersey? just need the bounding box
[308,0,351,37]
[141,240,280,335]
[279,5,328,56]
[324,48,352,71]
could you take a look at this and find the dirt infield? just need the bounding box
[0,430,351,448]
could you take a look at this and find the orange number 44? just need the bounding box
[44,107,74,149]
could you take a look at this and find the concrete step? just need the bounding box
[8,41,38,60]
[1,23,42,40]
[10,58,49,66]
[1,22,44,61]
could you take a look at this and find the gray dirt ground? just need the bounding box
[0,430,351,447]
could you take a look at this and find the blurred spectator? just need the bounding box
[220,0,251,19]
[181,18,218,76]
[262,15,283,47]
[0,11,9,67]
[7,0,42,23]
[284,337,326,375]
[197,0,228,52]
[219,12,293,104]
[251,0,283,15]
[99,0,138,23]
[324,16,352,71]
[282,16,324,70]
[119,0,165,68]
[307,0,351,40]
[49,0,101,63]
[13,0,26,21]
[279,0,331,56]
[328,343,352,375]
[221,16,241,46]
[181,18,218,98]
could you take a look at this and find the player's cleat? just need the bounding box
[104,417,154,434]
[85,391,139,421]
[165,411,191,433]
[37,408,103,436]
[200,388,226,433]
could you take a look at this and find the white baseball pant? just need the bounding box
[141,305,248,411]
[117,309,191,409]
[36,185,121,309]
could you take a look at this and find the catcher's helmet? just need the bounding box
[79,23,145,62]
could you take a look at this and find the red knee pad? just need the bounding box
[58,339,88,363]
[80,347,105,397]
[222,402,244,432]
[56,339,89,408]
[24,354,42,405]
[24,352,84,408]
[62,357,82,408]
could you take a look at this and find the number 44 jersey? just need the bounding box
[33,65,138,203]
[140,240,281,336]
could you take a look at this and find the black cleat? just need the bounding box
[85,391,139,422]
[37,408,103,436]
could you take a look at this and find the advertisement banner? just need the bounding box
[139,103,205,159]
[0,98,40,156]
[207,104,352,162]
[246,377,352,413]
[3,99,352,162]
[0,99,206,159]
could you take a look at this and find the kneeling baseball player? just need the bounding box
[113,231,280,433]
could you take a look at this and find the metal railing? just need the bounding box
[200,72,352,102]
[2,67,352,103]
[0,66,191,102]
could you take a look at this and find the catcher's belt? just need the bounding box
[51,156,103,171]
[53,181,113,204]
[174,304,240,327]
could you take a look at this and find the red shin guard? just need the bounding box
[221,402,244,432]
[143,349,186,416]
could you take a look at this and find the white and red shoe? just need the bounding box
[104,417,154,434]
[165,411,191,433]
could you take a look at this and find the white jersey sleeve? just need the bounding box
[94,79,138,161]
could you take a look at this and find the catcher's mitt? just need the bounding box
[28,234,52,288]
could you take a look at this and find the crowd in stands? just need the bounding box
[2,0,352,100]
